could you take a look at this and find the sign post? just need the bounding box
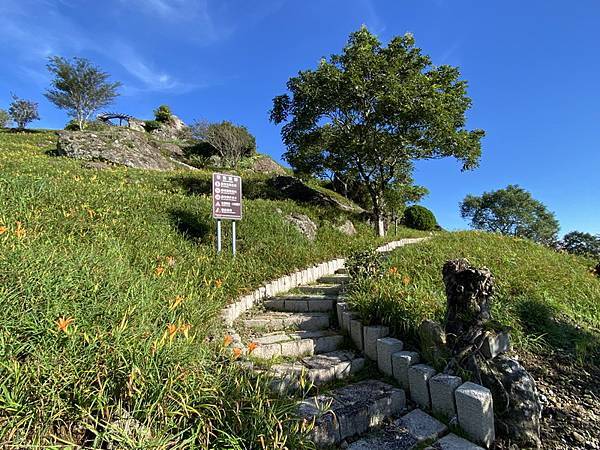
[212,173,242,255]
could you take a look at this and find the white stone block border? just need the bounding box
[220,238,427,326]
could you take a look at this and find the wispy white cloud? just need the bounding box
[439,41,462,64]
[0,0,201,95]
[358,0,386,35]
[112,44,203,94]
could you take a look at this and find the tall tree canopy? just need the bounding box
[460,185,560,245]
[270,27,484,235]
[45,56,121,131]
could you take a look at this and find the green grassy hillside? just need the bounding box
[348,231,600,364]
[0,129,424,447]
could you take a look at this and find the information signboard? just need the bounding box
[212,173,242,220]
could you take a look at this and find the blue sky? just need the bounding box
[1,0,599,235]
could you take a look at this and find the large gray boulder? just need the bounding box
[57,129,187,171]
[268,176,362,212]
[285,213,317,241]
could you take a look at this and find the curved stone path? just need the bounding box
[234,264,485,449]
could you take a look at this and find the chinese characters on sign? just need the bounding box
[212,173,242,220]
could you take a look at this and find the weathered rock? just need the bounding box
[336,219,357,236]
[476,355,542,448]
[418,319,448,368]
[441,258,542,448]
[593,262,600,277]
[127,118,146,132]
[269,175,362,212]
[250,155,287,175]
[150,115,187,140]
[443,258,494,355]
[285,213,318,241]
[57,129,186,171]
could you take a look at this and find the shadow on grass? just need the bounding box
[169,208,211,243]
[170,174,278,200]
[516,299,600,364]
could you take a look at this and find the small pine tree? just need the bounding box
[154,105,172,123]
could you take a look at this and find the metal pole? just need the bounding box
[217,219,222,253]
[232,221,237,255]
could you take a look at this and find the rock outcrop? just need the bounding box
[269,176,362,212]
[57,129,188,171]
[250,156,287,175]
[149,115,187,140]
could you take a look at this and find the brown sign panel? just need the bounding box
[212,173,242,220]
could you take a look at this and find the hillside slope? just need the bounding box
[348,231,600,360]
[0,129,425,447]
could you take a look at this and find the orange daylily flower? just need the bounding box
[214,279,223,288]
[232,347,242,359]
[223,335,233,347]
[166,323,178,339]
[155,265,165,277]
[179,323,192,339]
[0,226,8,235]
[57,317,74,333]
[169,295,184,310]
[388,267,398,275]
[402,275,411,286]
[247,342,258,354]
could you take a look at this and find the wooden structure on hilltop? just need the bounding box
[97,112,135,127]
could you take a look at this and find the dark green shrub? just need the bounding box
[144,120,161,132]
[64,119,80,130]
[154,105,172,123]
[403,205,437,231]
[346,249,384,279]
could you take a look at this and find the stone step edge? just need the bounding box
[220,237,429,326]
[337,302,495,449]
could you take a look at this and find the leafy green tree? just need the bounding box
[190,120,256,167]
[8,95,40,129]
[460,185,559,245]
[0,109,10,128]
[270,27,484,235]
[559,231,600,257]
[45,56,121,131]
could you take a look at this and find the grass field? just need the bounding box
[0,129,425,448]
[347,231,600,365]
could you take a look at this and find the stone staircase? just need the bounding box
[234,268,485,449]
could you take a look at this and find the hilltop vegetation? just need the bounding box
[0,129,424,447]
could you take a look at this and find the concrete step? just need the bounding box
[297,284,343,295]
[335,268,348,274]
[298,379,406,447]
[264,295,337,312]
[317,274,350,284]
[426,434,485,450]
[269,350,365,393]
[346,409,448,449]
[250,330,345,359]
[242,311,330,331]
